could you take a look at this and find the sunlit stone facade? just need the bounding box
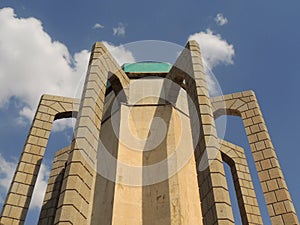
[0,41,298,225]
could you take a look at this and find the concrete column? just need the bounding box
[54,42,129,224]
[38,146,71,225]
[167,41,234,225]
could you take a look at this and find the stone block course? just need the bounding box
[211,91,299,224]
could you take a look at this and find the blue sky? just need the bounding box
[0,0,299,224]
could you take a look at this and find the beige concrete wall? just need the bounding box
[92,103,202,225]
[91,76,203,224]
[90,114,119,225]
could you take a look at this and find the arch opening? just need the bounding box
[216,115,271,225]
[222,159,243,225]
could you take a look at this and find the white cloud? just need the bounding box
[113,23,126,36]
[0,153,50,209]
[0,7,89,121]
[103,41,135,65]
[93,23,104,29]
[215,13,228,26]
[0,154,16,190]
[30,163,50,209]
[52,118,76,132]
[188,29,234,69]
[188,29,235,95]
[0,8,135,131]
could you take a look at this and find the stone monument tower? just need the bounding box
[0,41,298,225]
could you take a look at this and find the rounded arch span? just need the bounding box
[213,108,241,119]
[211,91,299,225]
[54,111,78,120]
[0,94,80,225]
